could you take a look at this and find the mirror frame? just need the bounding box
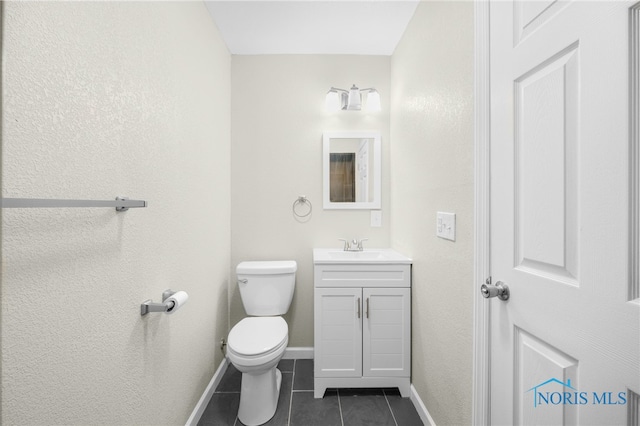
[323,130,381,210]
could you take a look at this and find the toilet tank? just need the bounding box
[236,260,297,316]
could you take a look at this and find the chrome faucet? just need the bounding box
[339,238,369,251]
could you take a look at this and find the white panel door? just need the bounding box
[362,288,410,377]
[314,288,362,378]
[489,1,640,425]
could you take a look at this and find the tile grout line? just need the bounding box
[337,389,345,426]
[383,389,399,426]
[286,359,296,426]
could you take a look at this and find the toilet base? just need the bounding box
[238,367,282,426]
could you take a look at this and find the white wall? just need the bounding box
[230,55,390,346]
[1,2,231,424]
[390,2,475,425]
[2,2,477,424]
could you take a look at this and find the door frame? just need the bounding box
[472,0,491,425]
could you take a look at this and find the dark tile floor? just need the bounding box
[198,359,424,426]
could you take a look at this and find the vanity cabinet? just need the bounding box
[313,261,411,398]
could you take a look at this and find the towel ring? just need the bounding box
[292,196,312,218]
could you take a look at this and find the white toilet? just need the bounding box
[226,260,297,426]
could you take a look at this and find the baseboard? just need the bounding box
[282,346,314,359]
[410,384,437,426]
[185,358,229,426]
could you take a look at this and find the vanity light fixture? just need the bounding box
[325,84,381,112]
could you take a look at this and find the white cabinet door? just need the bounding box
[314,287,362,378]
[363,288,411,378]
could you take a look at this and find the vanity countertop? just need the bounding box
[313,248,412,265]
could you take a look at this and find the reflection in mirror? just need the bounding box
[323,131,381,209]
[330,152,356,202]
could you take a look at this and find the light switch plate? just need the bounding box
[436,212,456,241]
[371,210,382,227]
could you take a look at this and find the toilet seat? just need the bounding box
[228,317,288,365]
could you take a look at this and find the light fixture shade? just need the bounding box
[366,90,381,112]
[346,84,361,110]
[325,89,341,112]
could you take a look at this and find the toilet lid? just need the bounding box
[228,317,288,356]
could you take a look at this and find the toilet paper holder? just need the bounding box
[141,289,179,315]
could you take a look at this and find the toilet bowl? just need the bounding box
[227,316,288,426]
[226,261,296,426]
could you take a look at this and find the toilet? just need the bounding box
[226,260,297,426]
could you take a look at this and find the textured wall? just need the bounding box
[1,2,231,424]
[230,55,391,346]
[390,2,475,425]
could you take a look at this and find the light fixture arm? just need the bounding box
[325,84,380,112]
[328,86,376,93]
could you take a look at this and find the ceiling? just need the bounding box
[204,1,420,55]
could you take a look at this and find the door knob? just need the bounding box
[480,279,510,301]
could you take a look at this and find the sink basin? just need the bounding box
[313,248,411,264]
[326,251,385,260]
